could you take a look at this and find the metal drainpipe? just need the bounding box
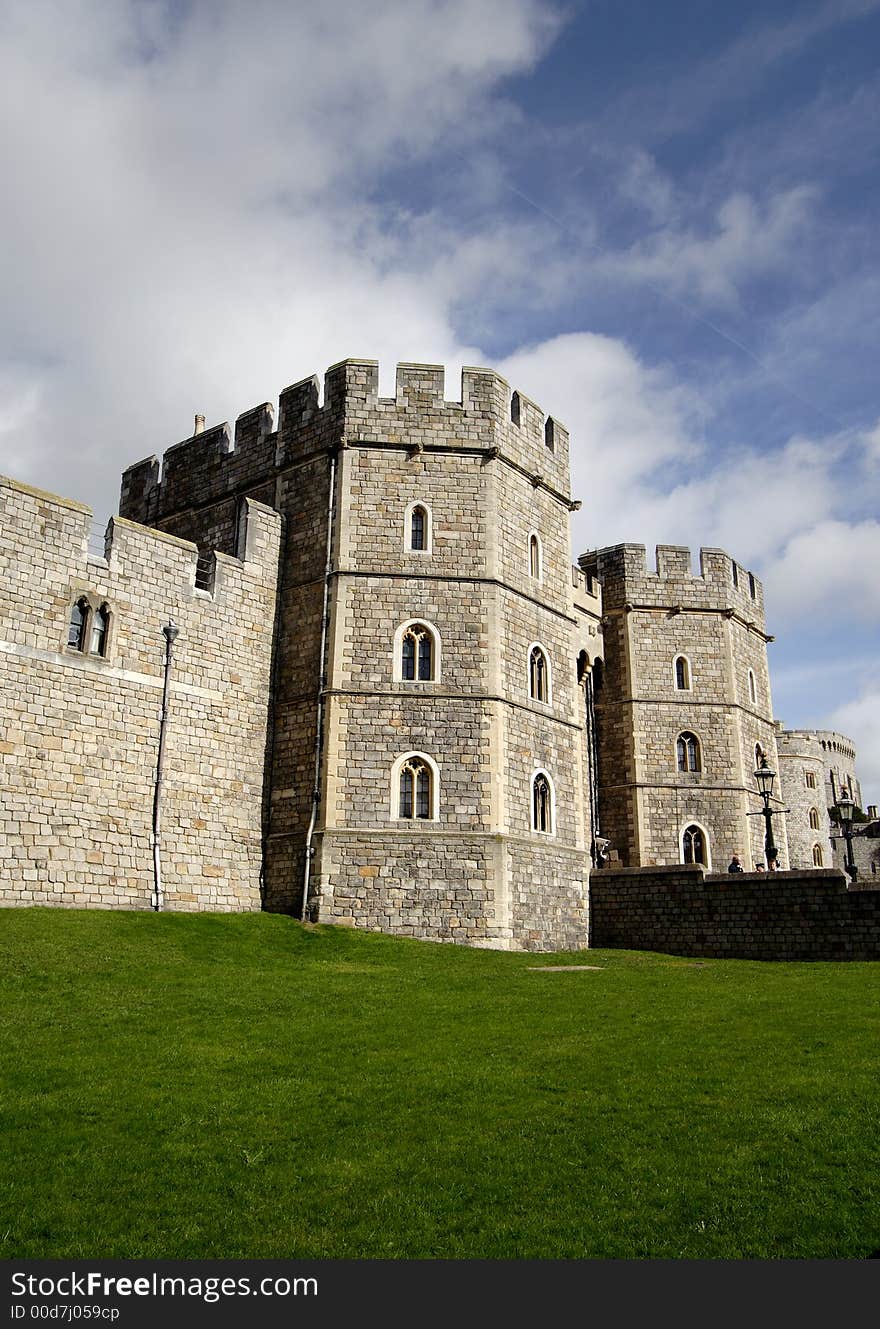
[152,619,179,911]
[301,449,337,921]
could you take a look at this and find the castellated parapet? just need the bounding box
[0,475,281,911]
[119,360,594,950]
[580,542,784,871]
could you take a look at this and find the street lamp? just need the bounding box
[837,788,858,883]
[753,754,779,870]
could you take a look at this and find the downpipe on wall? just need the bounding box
[151,619,179,911]
[301,449,338,921]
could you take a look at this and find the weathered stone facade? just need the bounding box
[117,360,601,950]
[0,476,280,910]
[1,356,873,948]
[579,542,786,872]
[590,863,880,961]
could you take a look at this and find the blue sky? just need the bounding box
[1,0,877,800]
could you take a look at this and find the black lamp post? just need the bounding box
[837,788,858,882]
[754,755,779,869]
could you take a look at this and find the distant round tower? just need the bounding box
[579,543,784,871]
[776,729,834,869]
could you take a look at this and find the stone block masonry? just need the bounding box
[590,864,880,960]
[117,359,600,949]
[0,476,280,911]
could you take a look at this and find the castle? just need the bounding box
[0,359,872,949]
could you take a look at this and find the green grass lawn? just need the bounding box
[1,909,878,1259]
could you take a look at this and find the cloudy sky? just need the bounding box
[1,0,878,802]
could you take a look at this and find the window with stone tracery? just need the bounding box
[682,824,707,866]
[532,772,554,834]
[529,645,549,703]
[677,732,701,773]
[398,757,433,820]
[401,623,434,681]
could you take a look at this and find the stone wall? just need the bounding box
[590,864,880,960]
[0,476,280,910]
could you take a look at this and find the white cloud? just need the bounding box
[825,688,880,808]
[598,187,818,308]
[0,0,559,516]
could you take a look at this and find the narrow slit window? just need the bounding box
[410,505,427,551]
[529,533,541,580]
[90,604,109,656]
[532,773,553,833]
[529,646,549,702]
[674,656,690,690]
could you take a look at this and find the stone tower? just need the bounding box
[579,543,785,871]
[777,728,862,871]
[120,359,602,949]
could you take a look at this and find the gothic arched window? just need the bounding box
[528,532,542,580]
[748,669,757,705]
[410,504,428,551]
[529,645,549,703]
[682,824,707,866]
[532,772,554,834]
[90,603,110,657]
[398,756,433,820]
[67,598,89,651]
[677,732,701,773]
[674,655,691,690]
[401,623,435,681]
[809,807,820,831]
[812,843,824,867]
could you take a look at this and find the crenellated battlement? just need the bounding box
[579,541,766,625]
[120,359,571,525]
[1,475,280,612]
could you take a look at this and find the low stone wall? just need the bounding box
[589,864,880,961]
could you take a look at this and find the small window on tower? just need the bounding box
[90,603,110,657]
[674,656,691,690]
[67,598,89,651]
[677,732,702,773]
[410,505,428,551]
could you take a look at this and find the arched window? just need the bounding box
[748,669,757,704]
[544,417,555,452]
[755,743,764,768]
[398,756,433,820]
[674,655,691,690]
[532,771,554,834]
[90,603,110,656]
[67,598,89,651]
[529,645,550,703]
[528,532,542,580]
[812,843,824,867]
[682,824,707,866]
[410,505,427,551]
[677,732,701,773]
[400,623,435,681]
[809,807,820,831]
[511,391,521,426]
[404,502,432,554]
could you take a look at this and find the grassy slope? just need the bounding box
[1,909,878,1259]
